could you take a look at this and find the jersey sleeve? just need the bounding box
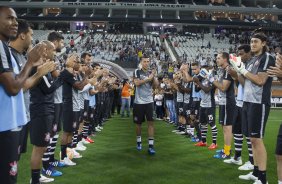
[0,41,13,74]
[133,69,140,79]
[221,70,232,81]
[61,69,76,86]
[258,53,275,73]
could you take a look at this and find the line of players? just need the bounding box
[0,7,120,184]
[157,32,279,184]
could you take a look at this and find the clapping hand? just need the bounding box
[37,60,57,76]
[27,43,47,67]
[199,68,209,78]
[229,54,248,76]
[267,53,282,78]
[180,63,189,72]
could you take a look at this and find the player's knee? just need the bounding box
[276,155,282,162]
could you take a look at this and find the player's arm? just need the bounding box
[193,77,212,93]
[152,77,159,89]
[177,83,191,93]
[133,74,151,87]
[23,60,57,91]
[89,88,98,95]
[0,43,47,96]
[212,80,231,92]
[243,72,268,86]
[240,55,274,86]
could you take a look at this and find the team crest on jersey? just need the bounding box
[45,133,51,142]
[179,108,183,113]
[73,122,77,128]
[9,161,18,176]
[254,60,260,66]
[53,124,57,132]
[247,64,254,71]
[83,112,88,117]
[186,110,191,115]
[134,116,138,121]
[90,113,94,118]
[203,80,209,86]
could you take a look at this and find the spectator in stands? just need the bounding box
[154,89,164,120]
[121,79,132,117]
[70,39,74,48]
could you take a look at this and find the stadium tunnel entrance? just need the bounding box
[94,59,129,80]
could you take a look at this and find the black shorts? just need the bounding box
[89,107,95,123]
[190,101,200,118]
[219,104,235,126]
[54,103,63,133]
[79,109,84,123]
[73,111,80,131]
[133,103,154,124]
[199,107,215,126]
[232,105,243,134]
[0,130,21,184]
[63,110,80,133]
[30,115,54,147]
[183,103,191,117]
[176,102,184,116]
[276,124,282,155]
[19,123,29,155]
[242,102,270,138]
[83,100,90,121]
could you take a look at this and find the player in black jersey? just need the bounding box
[267,50,282,184]
[29,41,62,184]
[209,52,236,158]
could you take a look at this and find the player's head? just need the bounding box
[216,52,229,67]
[10,19,33,52]
[191,62,200,75]
[237,44,251,63]
[0,6,18,41]
[41,40,56,60]
[251,32,267,55]
[81,52,92,65]
[140,54,150,71]
[47,31,64,53]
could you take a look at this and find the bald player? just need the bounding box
[29,41,62,184]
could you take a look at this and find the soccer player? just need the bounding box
[224,45,254,170]
[80,52,95,144]
[230,32,275,184]
[9,19,56,183]
[189,63,202,142]
[267,51,282,184]
[133,56,158,155]
[29,41,62,184]
[210,52,236,157]
[0,6,46,184]
[60,54,93,165]
[193,65,218,149]
[41,31,66,175]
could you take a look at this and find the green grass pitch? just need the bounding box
[18,109,281,184]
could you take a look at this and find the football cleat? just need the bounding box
[208,143,218,150]
[194,141,207,147]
